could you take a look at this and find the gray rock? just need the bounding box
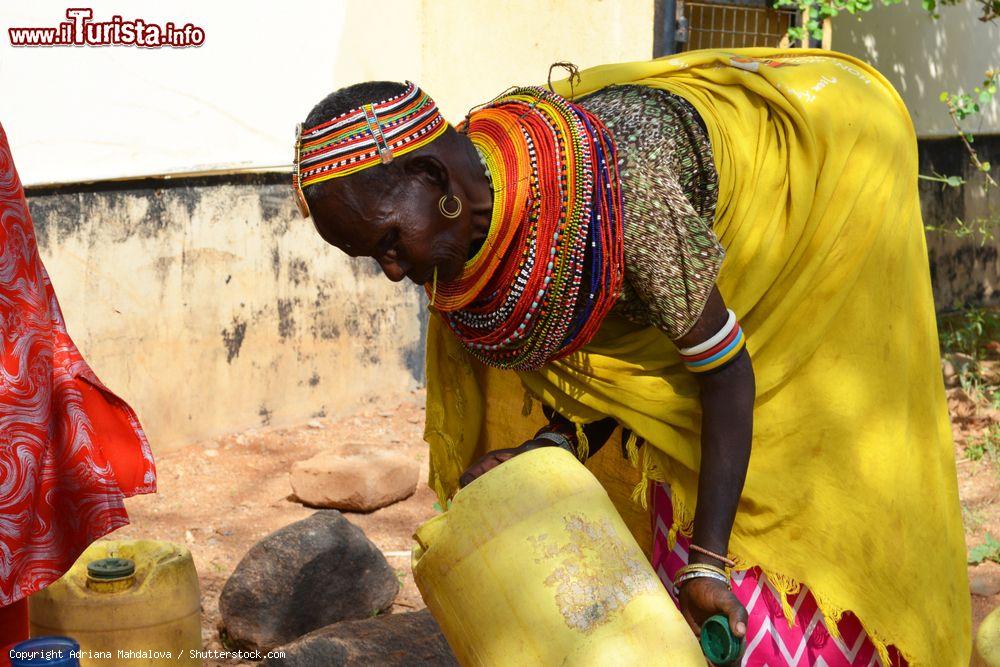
[219,511,399,652]
[942,358,958,387]
[263,610,457,667]
[970,568,1000,597]
[943,352,976,387]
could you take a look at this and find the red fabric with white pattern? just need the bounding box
[651,483,907,666]
[0,122,156,607]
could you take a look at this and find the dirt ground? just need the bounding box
[950,382,1000,667]
[114,384,1000,666]
[115,392,437,665]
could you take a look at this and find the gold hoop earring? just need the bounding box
[439,194,462,219]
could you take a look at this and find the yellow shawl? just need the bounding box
[424,48,970,665]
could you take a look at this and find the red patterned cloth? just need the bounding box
[0,598,28,661]
[651,483,907,666]
[0,122,156,607]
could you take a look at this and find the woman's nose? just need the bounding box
[376,256,409,282]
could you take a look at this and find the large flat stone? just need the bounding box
[290,450,418,512]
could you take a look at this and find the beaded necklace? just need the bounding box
[430,86,624,371]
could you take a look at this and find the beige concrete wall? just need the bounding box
[833,0,1000,137]
[21,1,656,452]
[28,176,428,451]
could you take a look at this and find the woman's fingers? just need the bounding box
[458,462,489,487]
[458,448,520,487]
[716,589,749,638]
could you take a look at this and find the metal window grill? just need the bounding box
[676,0,798,50]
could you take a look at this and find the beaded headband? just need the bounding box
[292,81,448,218]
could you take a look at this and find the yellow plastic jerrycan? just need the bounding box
[411,446,704,666]
[29,539,201,666]
[978,604,1000,666]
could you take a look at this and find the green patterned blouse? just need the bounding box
[578,84,723,340]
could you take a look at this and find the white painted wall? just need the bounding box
[834,0,1000,137]
[0,0,652,186]
[0,1,363,184]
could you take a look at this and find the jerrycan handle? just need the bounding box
[412,513,449,564]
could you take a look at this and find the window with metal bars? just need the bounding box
[674,0,799,51]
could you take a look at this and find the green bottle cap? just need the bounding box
[700,614,743,665]
[87,557,135,580]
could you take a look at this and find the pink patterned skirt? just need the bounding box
[651,484,907,666]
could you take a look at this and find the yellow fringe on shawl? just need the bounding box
[520,388,533,417]
[573,422,590,461]
[424,48,970,666]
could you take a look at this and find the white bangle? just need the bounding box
[678,309,737,356]
[673,570,730,595]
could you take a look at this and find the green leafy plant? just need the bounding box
[938,70,999,188]
[962,503,985,532]
[924,214,999,246]
[964,425,998,461]
[774,0,902,43]
[432,499,453,513]
[918,172,966,188]
[939,307,998,358]
[940,71,999,124]
[924,0,999,20]
[775,0,997,41]
[968,532,1000,564]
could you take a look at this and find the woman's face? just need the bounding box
[308,171,473,285]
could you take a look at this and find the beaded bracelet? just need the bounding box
[533,431,577,455]
[689,543,737,568]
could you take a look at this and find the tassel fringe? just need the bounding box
[521,389,534,416]
[574,422,590,460]
[660,484,911,666]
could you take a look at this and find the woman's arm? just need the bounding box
[671,287,754,638]
[458,412,619,487]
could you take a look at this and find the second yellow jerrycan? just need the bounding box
[411,446,705,666]
[29,539,201,666]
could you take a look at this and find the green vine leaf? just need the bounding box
[969,532,1000,565]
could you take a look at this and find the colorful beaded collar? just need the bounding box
[292,82,447,217]
[431,86,625,370]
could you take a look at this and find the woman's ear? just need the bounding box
[404,154,450,193]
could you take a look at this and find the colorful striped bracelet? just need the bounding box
[678,309,746,374]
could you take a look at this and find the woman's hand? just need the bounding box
[458,439,553,488]
[677,576,748,644]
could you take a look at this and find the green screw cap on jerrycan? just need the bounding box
[700,614,744,665]
[28,540,201,666]
[86,558,135,580]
